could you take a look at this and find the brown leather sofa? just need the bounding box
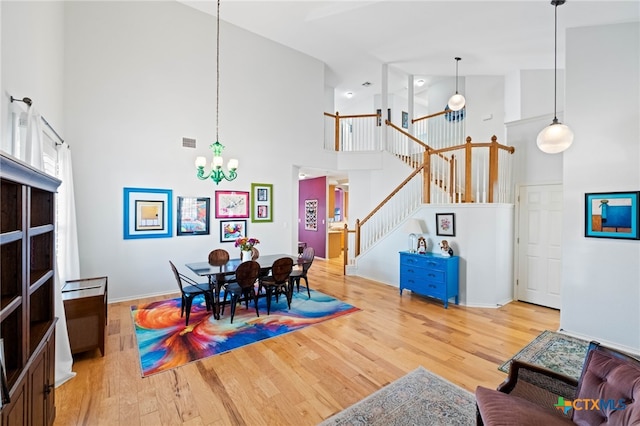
[475,341,640,425]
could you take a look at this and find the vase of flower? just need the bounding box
[235,237,260,262]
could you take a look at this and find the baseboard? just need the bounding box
[556,328,640,357]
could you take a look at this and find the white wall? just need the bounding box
[61,1,331,301]
[1,1,65,154]
[354,204,514,308]
[504,69,564,124]
[465,75,505,144]
[520,70,564,121]
[560,22,640,353]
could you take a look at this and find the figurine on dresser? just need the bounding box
[417,237,427,254]
[439,240,454,257]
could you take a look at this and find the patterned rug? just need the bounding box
[131,288,360,377]
[499,330,590,380]
[319,366,476,426]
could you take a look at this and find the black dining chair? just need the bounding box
[290,246,314,298]
[258,257,294,315]
[221,260,261,323]
[169,261,214,326]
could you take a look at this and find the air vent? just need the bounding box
[182,137,196,148]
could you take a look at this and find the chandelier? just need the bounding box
[195,0,238,184]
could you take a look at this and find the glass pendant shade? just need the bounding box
[536,120,574,154]
[448,57,465,112]
[537,0,573,155]
[447,93,466,111]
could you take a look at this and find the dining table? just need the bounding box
[185,253,300,320]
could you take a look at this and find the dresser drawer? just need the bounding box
[421,282,446,300]
[401,265,445,284]
[400,253,446,271]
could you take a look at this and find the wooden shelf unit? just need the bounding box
[1,153,60,425]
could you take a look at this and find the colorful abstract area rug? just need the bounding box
[319,366,476,426]
[131,288,360,377]
[499,330,590,380]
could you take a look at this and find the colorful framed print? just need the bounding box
[251,183,273,223]
[123,187,172,239]
[215,191,249,219]
[220,219,247,243]
[402,111,409,129]
[585,191,640,239]
[177,196,210,236]
[435,213,455,237]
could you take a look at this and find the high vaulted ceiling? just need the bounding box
[181,0,639,108]
[179,0,638,181]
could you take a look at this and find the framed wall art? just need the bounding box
[123,187,172,239]
[435,213,455,237]
[177,196,210,236]
[215,191,249,218]
[251,183,273,223]
[585,191,640,239]
[220,219,247,243]
[402,111,409,129]
[305,199,318,231]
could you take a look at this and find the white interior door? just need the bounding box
[516,184,563,309]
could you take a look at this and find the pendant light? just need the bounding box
[447,57,465,111]
[536,0,574,154]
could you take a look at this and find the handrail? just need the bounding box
[360,164,425,226]
[412,109,449,123]
[384,119,430,150]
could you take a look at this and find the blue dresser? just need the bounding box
[399,251,459,308]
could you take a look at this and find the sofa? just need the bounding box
[476,341,640,425]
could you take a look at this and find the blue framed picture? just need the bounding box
[585,191,640,239]
[123,187,173,239]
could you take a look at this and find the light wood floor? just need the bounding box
[54,258,559,425]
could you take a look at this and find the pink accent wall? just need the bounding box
[298,177,326,258]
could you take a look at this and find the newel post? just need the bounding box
[464,136,472,203]
[355,219,361,256]
[423,150,431,203]
[334,111,340,151]
[449,154,456,201]
[342,223,348,275]
[488,135,498,203]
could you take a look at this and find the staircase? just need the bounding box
[323,109,515,269]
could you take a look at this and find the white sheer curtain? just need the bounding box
[25,106,44,169]
[54,144,78,387]
[20,102,77,386]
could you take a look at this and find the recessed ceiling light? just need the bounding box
[346,92,353,98]
[415,79,425,87]
[299,173,306,179]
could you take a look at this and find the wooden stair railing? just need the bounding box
[323,109,515,270]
